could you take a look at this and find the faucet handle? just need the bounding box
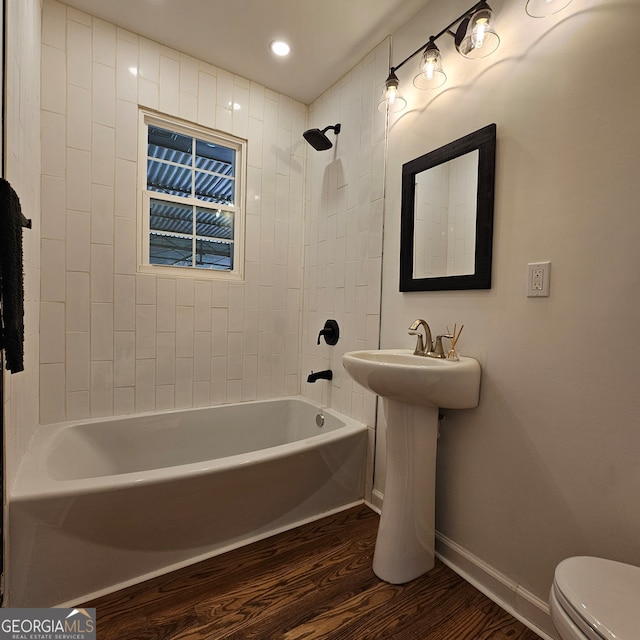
[431,335,453,358]
[408,330,425,356]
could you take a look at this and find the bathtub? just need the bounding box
[8,397,367,608]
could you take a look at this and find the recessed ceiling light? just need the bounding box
[270,40,290,57]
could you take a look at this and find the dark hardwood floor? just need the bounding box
[85,505,541,640]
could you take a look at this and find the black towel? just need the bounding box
[0,178,27,373]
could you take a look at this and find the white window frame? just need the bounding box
[137,108,246,281]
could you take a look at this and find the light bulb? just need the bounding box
[472,18,488,48]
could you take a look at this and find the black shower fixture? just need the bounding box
[303,124,341,151]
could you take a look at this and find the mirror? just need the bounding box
[400,124,496,291]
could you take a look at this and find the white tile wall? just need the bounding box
[39,0,306,421]
[302,42,389,503]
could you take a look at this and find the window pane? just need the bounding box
[150,234,193,266]
[195,239,233,270]
[147,160,193,198]
[196,208,233,240]
[148,126,192,166]
[195,171,235,204]
[195,140,235,175]
[149,199,193,234]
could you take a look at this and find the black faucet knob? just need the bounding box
[317,319,339,346]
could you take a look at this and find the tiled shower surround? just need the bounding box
[39,0,384,493]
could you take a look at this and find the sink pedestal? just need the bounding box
[373,399,439,584]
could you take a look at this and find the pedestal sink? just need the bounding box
[342,349,481,584]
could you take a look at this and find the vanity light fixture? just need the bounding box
[379,0,573,113]
[378,1,499,113]
[526,0,573,17]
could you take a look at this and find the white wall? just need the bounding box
[381,0,640,628]
[3,0,41,492]
[39,0,306,424]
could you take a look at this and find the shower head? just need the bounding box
[303,123,342,151]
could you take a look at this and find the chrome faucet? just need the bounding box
[408,319,450,358]
[408,319,433,356]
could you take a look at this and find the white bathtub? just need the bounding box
[8,397,367,607]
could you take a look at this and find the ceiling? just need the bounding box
[62,0,431,105]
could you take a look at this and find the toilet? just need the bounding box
[549,556,640,640]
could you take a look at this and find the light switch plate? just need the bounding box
[527,261,551,297]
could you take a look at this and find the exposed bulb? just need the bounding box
[472,17,488,49]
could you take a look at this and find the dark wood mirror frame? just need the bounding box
[400,123,496,292]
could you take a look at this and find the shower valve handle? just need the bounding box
[317,319,339,346]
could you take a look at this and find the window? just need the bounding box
[138,110,246,279]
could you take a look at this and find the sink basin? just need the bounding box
[342,349,481,409]
[342,347,482,584]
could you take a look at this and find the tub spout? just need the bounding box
[307,369,333,383]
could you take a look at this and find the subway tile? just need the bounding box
[67,19,91,89]
[67,148,91,211]
[156,278,176,332]
[40,302,65,363]
[90,360,113,417]
[115,102,138,162]
[135,358,156,412]
[193,381,211,407]
[42,0,66,49]
[41,239,66,302]
[210,356,227,404]
[114,387,135,415]
[194,332,212,381]
[116,37,139,102]
[66,85,91,151]
[93,62,116,127]
[211,307,228,357]
[175,358,194,408]
[114,216,137,274]
[139,78,159,110]
[176,277,194,306]
[66,211,91,272]
[92,124,115,186]
[114,331,136,388]
[91,302,114,361]
[194,280,212,331]
[40,363,66,425]
[41,175,66,241]
[159,55,180,116]
[91,184,114,244]
[67,391,91,421]
[139,37,160,82]
[176,305,195,357]
[66,331,90,392]
[66,271,90,332]
[156,332,176,385]
[155,385,175,411]
[92,18,116,66]
[136,273,156,304]
[135,304,156,359]
[114,158,137,214]
[197,72,216,128]
[114,275,136,331]
[42,111,66,178]
[91,244,114,303]
[42,44,66,114]
[179,91,198,122]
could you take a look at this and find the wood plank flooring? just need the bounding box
[84,505,542,640]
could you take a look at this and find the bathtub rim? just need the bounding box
[10,396,367,501]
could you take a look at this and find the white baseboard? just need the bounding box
[435,531,558,640]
